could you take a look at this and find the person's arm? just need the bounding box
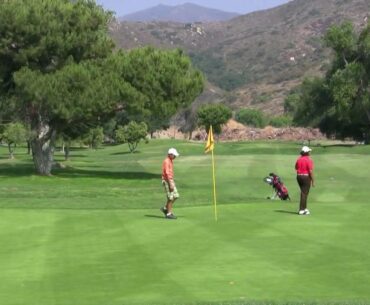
[308,158,314,187]
[168,179,175,192]
[309,171,315,187]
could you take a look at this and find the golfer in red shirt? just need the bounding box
[295,146,315,215]
[160,148,180,219]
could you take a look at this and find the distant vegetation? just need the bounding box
[111,0,368,114]
[189,51,250,91]
[287,21,370,143]
[197,104,232,134]
[235,108,293,128]
[235,109,267,128]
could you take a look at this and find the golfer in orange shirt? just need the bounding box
[160,148,180,219]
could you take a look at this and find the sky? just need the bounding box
[95,0,292,17]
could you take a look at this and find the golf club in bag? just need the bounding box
[263,173,290,200]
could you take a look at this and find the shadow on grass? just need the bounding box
[0,164,160,180]
[322,144,357,148]
[110,151,140,156]
[55,167,160,180]
[54,154,88,158]
[0,164,35,176]
[145,214,183,219]
[145,214,165,219]
[274,209,298,215]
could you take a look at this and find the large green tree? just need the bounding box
[113,47,204,137]
[0,0,204,174]
[0,0,120,174]
[290,21,370,143]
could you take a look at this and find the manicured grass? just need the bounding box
[0,140,370,305]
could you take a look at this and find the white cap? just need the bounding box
[301,146,312,153]
[168,148,179,157]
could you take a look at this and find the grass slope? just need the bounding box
[0,140,369,305]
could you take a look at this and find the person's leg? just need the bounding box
[302,176,311,211]
[297,176,310,212]
[300,190,307,211]
[161,180,170,215]
[166,199,174,214]
[166,185,179,218]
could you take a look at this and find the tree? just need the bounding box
[284,93,301,114]
[291,22,370,143]
[115,121,148,153]
[85,127,104,150]
[292,77,332,127]
[11,58,141,174]
[324,21,357,67]
[2,122,27,159]
[0,0,120,174]
[197,104,232,134]
[177,106,198,140]
[235,108,267,128]
[0,1,204,174]
[112,47,204,136]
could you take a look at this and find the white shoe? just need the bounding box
[298,210,305,215]
[304,209,310,215]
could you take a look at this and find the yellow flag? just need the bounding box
[205,125,214,153]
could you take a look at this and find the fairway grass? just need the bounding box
[0,140,370,305]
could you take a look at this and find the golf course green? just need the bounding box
[0,140,369,305]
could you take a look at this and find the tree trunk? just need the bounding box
[364,130,370,145]
[8,143,15,159]
[64,144,70,161]
[27,141,32,155]
[30,124,56,176]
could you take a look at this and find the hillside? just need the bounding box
[110,0,370,115]
[120,3,239,23]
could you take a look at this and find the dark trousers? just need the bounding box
[297,175,311,210]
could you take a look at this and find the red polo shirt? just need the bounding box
[295,155,313,175]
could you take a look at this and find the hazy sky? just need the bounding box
[95,0,292,16]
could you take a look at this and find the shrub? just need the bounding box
[115,121,148,153]
[269,115,293,127]
[235,108,267,128]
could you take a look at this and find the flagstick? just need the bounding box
[211,147,218,221]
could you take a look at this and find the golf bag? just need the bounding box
[263,173,290,200]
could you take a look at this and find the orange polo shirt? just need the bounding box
[162,156,174,181]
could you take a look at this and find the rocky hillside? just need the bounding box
[153,119,326,142]
[110,0,370,115]
[120,3,239,23]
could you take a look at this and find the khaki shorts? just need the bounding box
[162,180,180,201]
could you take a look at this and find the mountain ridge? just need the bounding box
[111,0,369,115]
[120,3,239,23]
